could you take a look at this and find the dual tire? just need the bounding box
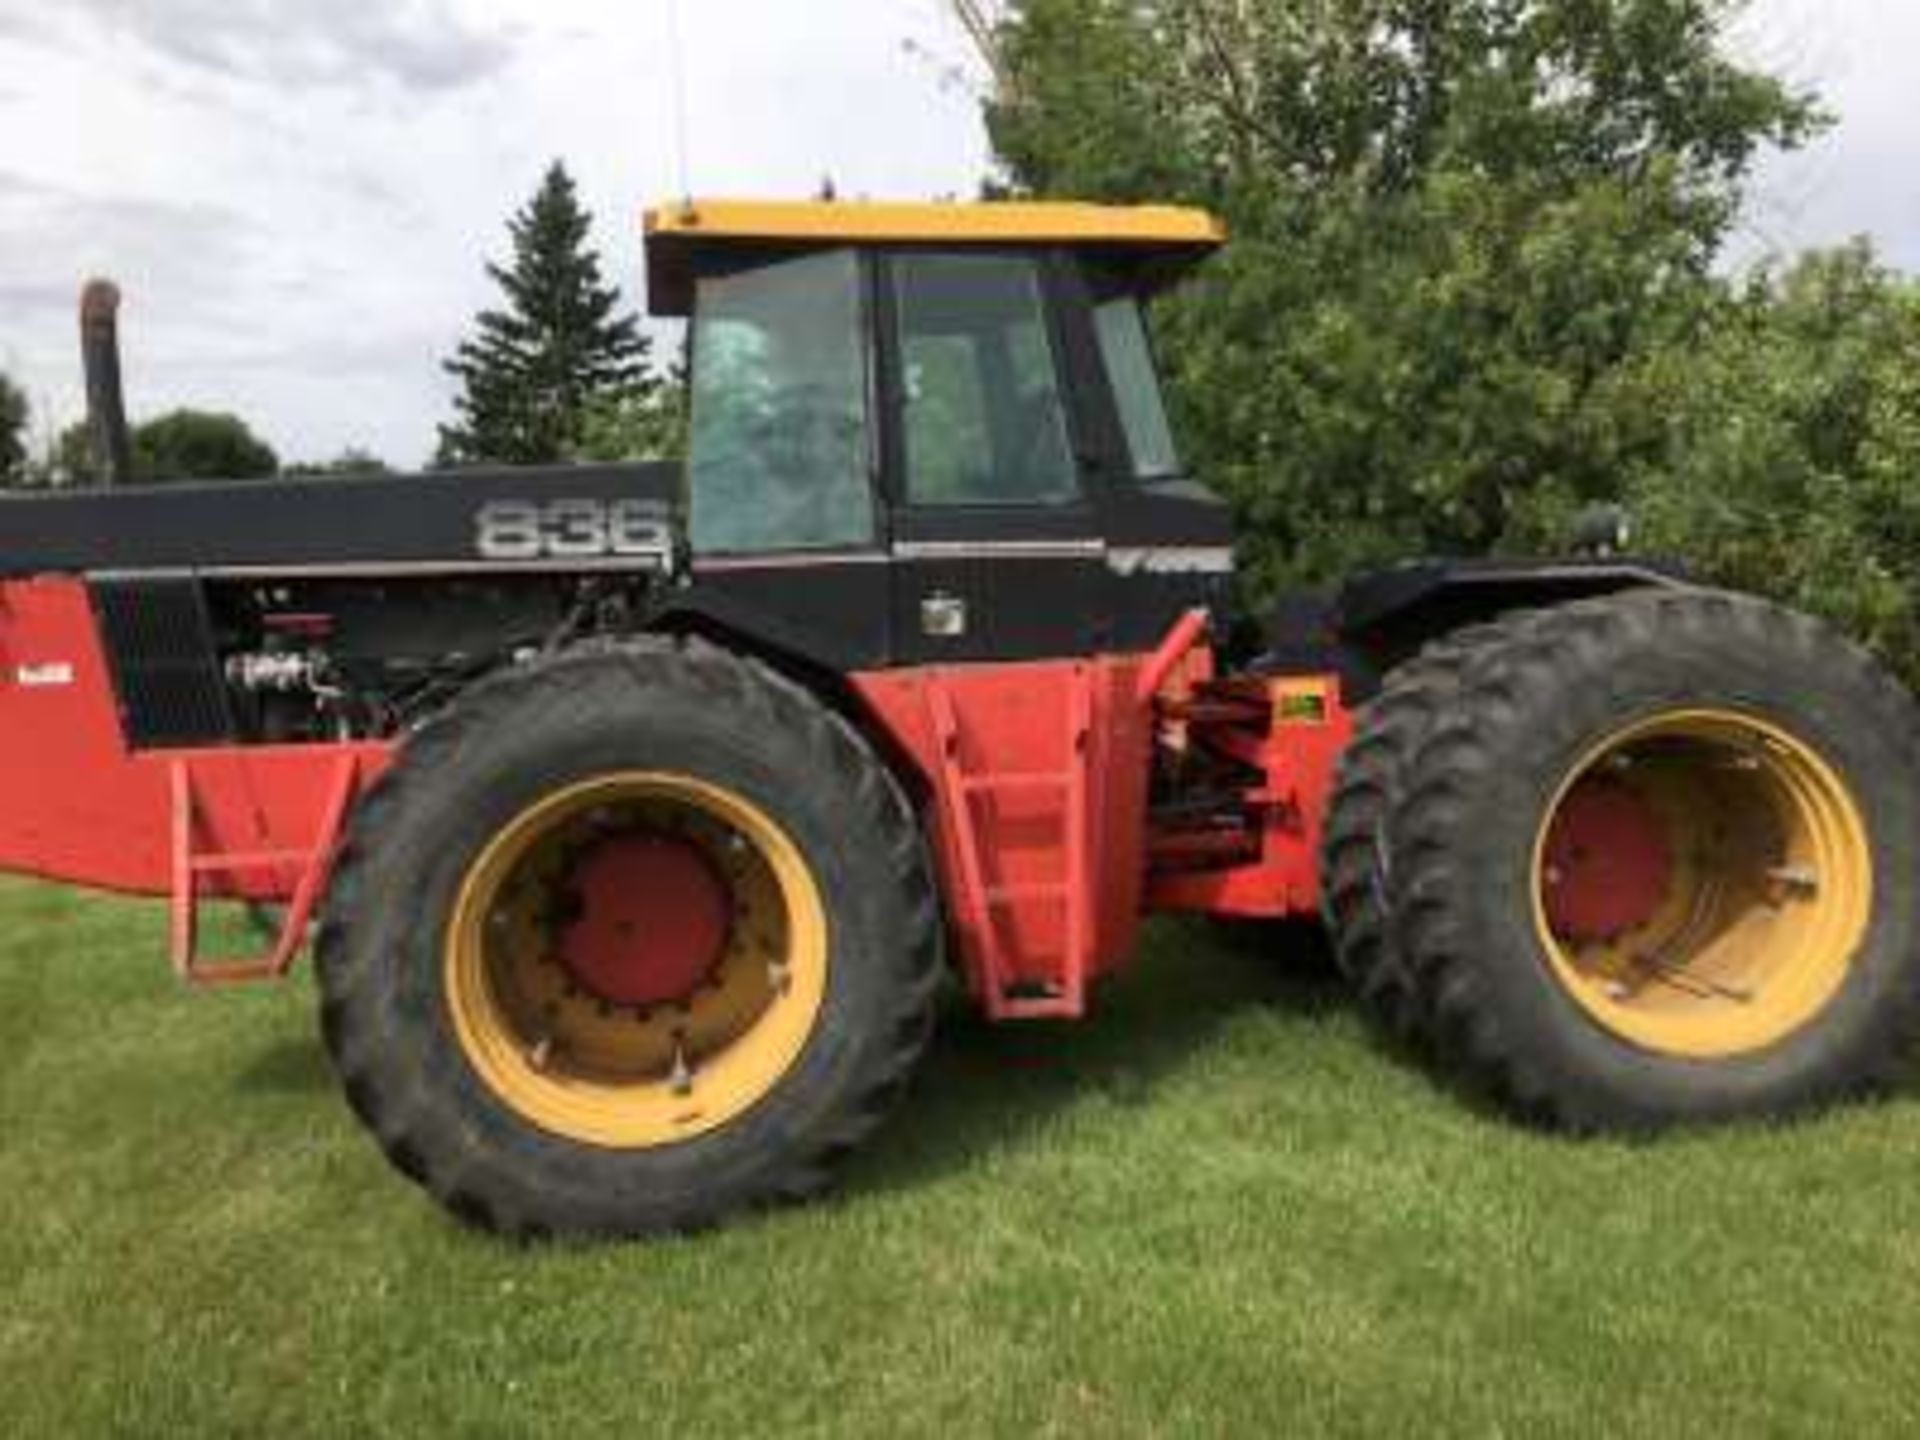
[1323,589,1920,1129]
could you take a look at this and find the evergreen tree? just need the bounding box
[439,162,653,467]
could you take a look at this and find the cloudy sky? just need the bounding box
[0,0,1911,469]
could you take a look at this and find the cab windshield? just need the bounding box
[685,250,875,555]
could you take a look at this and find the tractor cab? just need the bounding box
[643,200,1235,669]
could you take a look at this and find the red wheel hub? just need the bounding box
[555,834,733,1007]
[1541,778,1673,943]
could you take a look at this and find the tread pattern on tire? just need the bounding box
[317,634,942,1237]
[1382,589,1920,1130]
[1320,623,1510,1044]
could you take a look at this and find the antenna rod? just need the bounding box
[665,0,693,205]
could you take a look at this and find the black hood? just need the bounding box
[0,462,683,578]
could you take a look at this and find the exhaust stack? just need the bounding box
[80,279,133,487]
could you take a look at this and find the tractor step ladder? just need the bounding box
[924,666,1093,1020]
[168,755,361,987]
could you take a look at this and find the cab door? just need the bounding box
[678,247,892,670]
[881,250,1108,664]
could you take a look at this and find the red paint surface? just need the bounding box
[851,654,1155,1018]
[0,578,389,902]
[0,578,1354,1018]
[1540,778,1673,941]
[1145,674,1355,921]
[556,834,732,1006]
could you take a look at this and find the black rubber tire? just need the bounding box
[316,637,941,1238]
[1320,624,1507,1045]
[1384,589,1920,1130]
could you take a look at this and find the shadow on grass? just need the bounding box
[850,915,1920,1196]
[213,918,1343,1150]
[211,910,1920,1213]
[844,916,1344,1198]
[236,1035,336,1096]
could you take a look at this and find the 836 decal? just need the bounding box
[475,499,673,564]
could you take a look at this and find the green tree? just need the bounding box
[439,161,655,467]
[284,448,392,478]
[45,410,280,486]
[1627,243,1920,675]
[38,422,92,488]
[985,0,1820,595]
[572,364,689,463]
[41,420,112,488]
[133,409,279,482]
[0,373,27,486]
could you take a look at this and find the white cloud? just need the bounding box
[0,0,517,92]
[0,0,990,466]
[1731,0,1920,270]
[0,0,1909,470]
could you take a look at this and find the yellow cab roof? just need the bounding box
[642,198,1226,316]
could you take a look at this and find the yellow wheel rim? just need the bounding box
[444,773,828,1149]
[1531,710,1872,1059]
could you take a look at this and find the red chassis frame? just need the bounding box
[0,577,1351,1013]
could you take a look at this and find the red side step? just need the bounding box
[924,665,1094,1021]
[167,755,361,987]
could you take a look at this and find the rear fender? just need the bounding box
[1260,557,1689,703]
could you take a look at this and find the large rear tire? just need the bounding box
[317,638,941,1237]
[1373,590,1920,1129]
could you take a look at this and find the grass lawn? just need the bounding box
[3,876,1918,1437]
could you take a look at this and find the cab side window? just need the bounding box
[1093,296,1182,480]
[686,249,874,554]
[892,254,1078,506]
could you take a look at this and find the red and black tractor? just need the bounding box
[5,201,1916,1236]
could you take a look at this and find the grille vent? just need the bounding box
[90,578,235,748]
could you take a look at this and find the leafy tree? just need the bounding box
[984,0,1820,595]
[0,372,27,486]
[440,161,654,467]
[133,410,278,482]
[31,421,87,488]
[44,410,279,485]
[572,365,689,463]
[41,421,100,488]
[285,448,392,478]
[1626,243,1920,676]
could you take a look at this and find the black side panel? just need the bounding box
[891,551,1105,664]
[0,463,679,578]
[90,577,235,748]
[673,559,893,672]
[1335,557,1689,638]
[1258,556,1692,702]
